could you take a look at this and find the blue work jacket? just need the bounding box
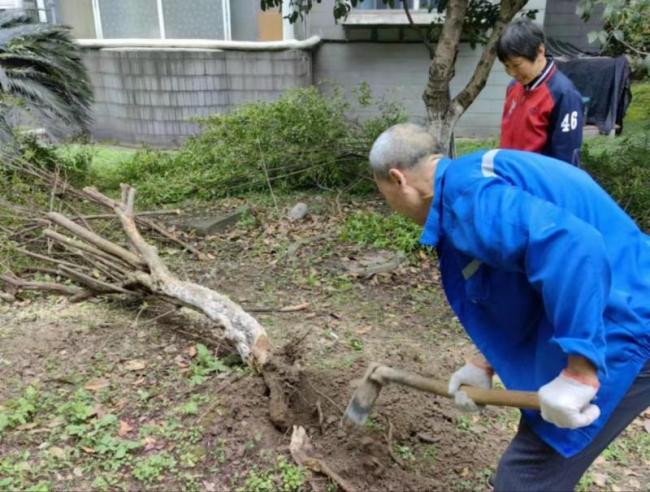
[420,149,650,457]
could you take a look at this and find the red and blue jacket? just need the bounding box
[420,149,650,457]
[500,59,584,166]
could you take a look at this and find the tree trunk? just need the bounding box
[422,0,530,152]
[423,0,468,152]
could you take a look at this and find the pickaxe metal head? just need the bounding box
[343,363,386,425]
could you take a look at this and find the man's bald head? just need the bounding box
[369,123,443,180]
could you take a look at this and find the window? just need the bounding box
[344,0,442,25]
[357,0,437,10]
[0,0,22,9]
[91,0,231,40]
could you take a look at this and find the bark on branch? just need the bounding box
[12,185,271,368]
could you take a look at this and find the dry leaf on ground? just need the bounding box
[118,420,133,437]
[84,378,110,391]
[124,359,146,371]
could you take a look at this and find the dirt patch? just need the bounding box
[2,194,649,491]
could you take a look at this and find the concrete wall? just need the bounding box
[314,42,512,138]
[544,0,603,52]
[84,48,312,146]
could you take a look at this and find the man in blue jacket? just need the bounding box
[369,123,650,491]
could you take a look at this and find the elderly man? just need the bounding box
[369,123,650,491]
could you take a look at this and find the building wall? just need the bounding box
[314,42,512,138]
[544,0,603,52]
[83,48,312,146]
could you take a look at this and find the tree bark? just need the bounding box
[422,0,529,151]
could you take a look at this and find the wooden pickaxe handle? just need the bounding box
[371,365,540,410]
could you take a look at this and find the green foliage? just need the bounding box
[188,344,230,386]
[56,391,141,469]
[0,10,93,145]
[455,415,472,431]
[601,431,650,464]
[579,0,650,76]
[420,444,438,463]
[132,452,177,483]
[57,389,95,425]
[175,394,210,416]
[395,444,415,462]
[0,386,41,435]
[17,135,92,187]
[0,451,50,492]
[54,144,136,190]
[238,457,306,492]
[583,125,650,231]
[455,137,498,156]
[109,85,406,205]
[626,82,650,125]
[277,457,307,492]
[340,210,423,254]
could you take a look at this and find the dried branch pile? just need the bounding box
[1,156,270,368]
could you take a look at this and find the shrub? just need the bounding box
[583,126,650,231]
[110,85,407,205]
[15,135,92,187]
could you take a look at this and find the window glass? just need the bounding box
[162,0,225,39]
[98,0,160,39]
[357,0,414,9]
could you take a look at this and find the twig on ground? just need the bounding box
[246,302,310,313]
[0,272,84,296]
[386,419,405,468]
[316,399,325,434]
[257,139,280,215]
[73,209,181,221]
[136,307,179,328]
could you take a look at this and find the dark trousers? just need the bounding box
[495,360,650,492]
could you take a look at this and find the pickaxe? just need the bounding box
[344,362,540,425]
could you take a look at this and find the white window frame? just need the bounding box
[359,0,429,12]
[0,0,23,9]
[359,0,429,9]
[344,0,444,25]
[90,0,232,40]
[35,0,47,22]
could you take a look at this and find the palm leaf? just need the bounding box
[0,11,93,144]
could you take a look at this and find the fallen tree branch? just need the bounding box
[0,272,83,296]
[47,212,146,269]
[72,209,181,220]
[43,228,132,274]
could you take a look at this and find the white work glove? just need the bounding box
[448,362,493,412]
[538,371,601,429]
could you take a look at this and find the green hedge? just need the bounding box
[110,85,407,205]
[583,127,650,232]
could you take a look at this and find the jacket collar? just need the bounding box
[526,57,556,91]
[419,156,452,248]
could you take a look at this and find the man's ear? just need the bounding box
[538,43,546,58]
[387,168,406,187]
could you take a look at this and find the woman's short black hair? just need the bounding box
[497,19,546,63]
